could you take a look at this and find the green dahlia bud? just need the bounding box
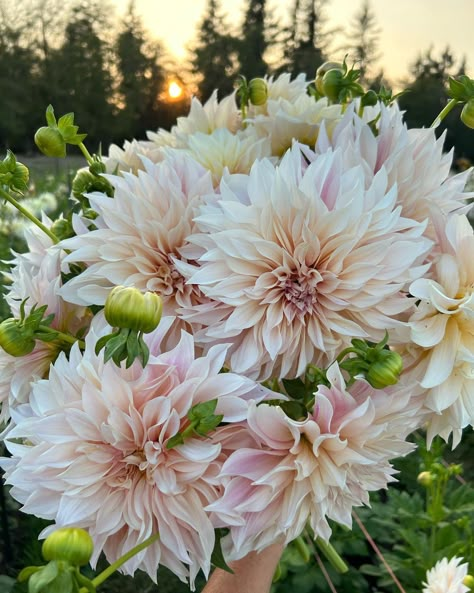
[34,126,67,158]
[463,575,474,589]
[105,286,163,333]
[360,89,378,108]
[72,168,113,200]
[248,78,268,106]
[315,61,343,95]
[10,161,29,193]
[461,98,474,129]
[50,218,74,240]
[321,69,345,103]
[366,349,403,389]
[417,471,434,487]
[0,318,36,357]
[42,527,94,567]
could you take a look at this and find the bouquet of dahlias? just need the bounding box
[0,62,473,591]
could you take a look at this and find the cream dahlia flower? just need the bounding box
[1,316,268,586]
[0,222,89,423]
[184,128,272,186]
[408,213,474,446]
[147,91,240,150]
[59,152,215,329]
[423,557,469,593]
[314,103,472,240]
[181,144,431,380]
[250,94,343,156]
[207,363,418,559]
[105,139,163,176]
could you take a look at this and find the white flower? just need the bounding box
[181,144,430,380]
[423,557,469,593]
[59,152,216,334]
[409,213,474,446]
[2,316,268,587]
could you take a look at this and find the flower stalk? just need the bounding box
[0,186,59,244]
[78,533,160,592]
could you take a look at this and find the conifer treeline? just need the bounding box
[0,0,472,160]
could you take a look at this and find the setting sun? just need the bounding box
[168,80,183,100]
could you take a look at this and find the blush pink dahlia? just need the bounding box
[1,316,268,586]
[408,213,474,447]
[0,222,89,423]
[181,144,430,380]
[207,363,418,559]
[59,151,215,329]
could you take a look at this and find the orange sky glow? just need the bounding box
[111,0,473,85]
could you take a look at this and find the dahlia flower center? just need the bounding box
[281,267,321,320]
[154,256,186,297]
[122,442,165,484]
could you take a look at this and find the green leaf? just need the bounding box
[211,529,234,574]
[282,378,307,400]
[0,575,16,592]
[45,105,57,128]
[280,400,308,421]
[46,570,74,593]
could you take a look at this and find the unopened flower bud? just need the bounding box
[464,575,474,590]
[10,161,29,192]
[248,78,268,106]
[315,61,343,94]
[321,69,345,103]
[42,527,94,567]
[0,318,35,357]
[50,218,74,240]
[417,471,434,487]
[361,90,378,108]
[366,349,403,389]
[72,168,113,200]
[461,99,474,129]
[34,126,67,158]
[105,286,163,333]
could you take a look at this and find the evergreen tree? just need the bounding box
[278,0,336,79]
[399,47,474,161]
[42,0,116,148]
[115,1,166,138]
[239,0,268,79]
[345,0,381,84]
[190,0,240,102]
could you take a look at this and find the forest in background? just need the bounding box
[0,0,473,163]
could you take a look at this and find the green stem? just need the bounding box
[79,533,160,592]
[38,325,85,349]
[78,142,94,166]
[0,187,59,244]
[314,537,348,573]
[431,98,460,128]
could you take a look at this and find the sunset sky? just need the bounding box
[111,0,473,84]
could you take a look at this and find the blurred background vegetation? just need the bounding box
[0,0,473,161]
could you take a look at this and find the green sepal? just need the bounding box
[74,569,96,593]
[211,528,234,574]
[28,561,59,593]
[45,105,57,128]
[188,399,218,421]
[166,432,185,449]
[194,414,224,436]
[17,566,43,582]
